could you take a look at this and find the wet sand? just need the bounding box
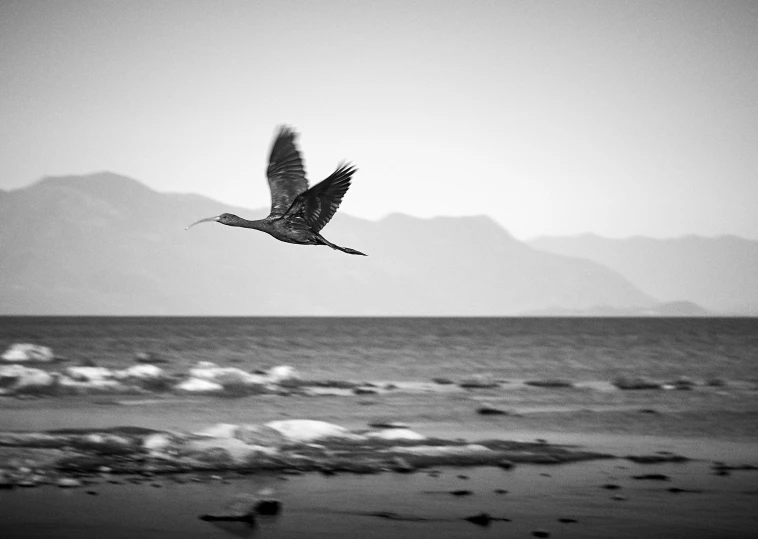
[2,458,756,538]
[1,390,757,538]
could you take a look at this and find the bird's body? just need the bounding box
[187,126,365,256]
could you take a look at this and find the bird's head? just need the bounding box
[185,213,240,230]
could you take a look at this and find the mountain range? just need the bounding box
[0,172,753,316]
[529,234,758,315]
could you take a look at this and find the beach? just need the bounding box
[1,317,757,537]
[2,383,757,539]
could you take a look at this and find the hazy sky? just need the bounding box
[1,0,757,240]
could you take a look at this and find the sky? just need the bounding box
[1,0,757,240]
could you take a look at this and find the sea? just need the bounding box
[1,316,756,382]
[1,317,758,539]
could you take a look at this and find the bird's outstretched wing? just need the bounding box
[284,163,356,233]
[266,126,308,218]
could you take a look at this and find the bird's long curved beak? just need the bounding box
[185,216,220,230]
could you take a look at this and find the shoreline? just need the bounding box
[1,395,757,538]
[1,441,756,539]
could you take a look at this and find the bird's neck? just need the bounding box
[227,215,267,231]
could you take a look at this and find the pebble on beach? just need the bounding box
[612,376,662,390]
[367,420,411,429]
[476,404,508,415]
[254,499,282,516]
[524,379,574,388]
[632,473,670,481]
[464,512,493,526]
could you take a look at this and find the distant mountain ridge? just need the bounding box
[0,172,660,316]
[529,234,758,315]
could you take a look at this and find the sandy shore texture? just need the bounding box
[1,385,757,538]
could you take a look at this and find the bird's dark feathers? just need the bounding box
[266,126,308,218]
[284,163,357,233]
[188,125,364,255]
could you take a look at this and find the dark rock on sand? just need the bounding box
[476,404,508,415]
[450,489,473,496]
[524,379,574,388]
[464,512,493,526]
[632,473,670,481]
[626,453,690,463]
[668,487,703,493]
[558,517,578,523]
[612,376,662,390]
[601,483,622,490]
[432,377,454,385]
[254,498,282,516]
[353,387,378,395]
[463,512,511,526]
[497,460,515,470]
[532,530,551,537]
[367,420,411,429]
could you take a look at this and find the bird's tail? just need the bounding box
[316,234,367,256]
[337,246,367,256]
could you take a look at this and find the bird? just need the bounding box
[186,126,366,256]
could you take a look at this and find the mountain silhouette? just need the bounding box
[530,234,758,315]
[1,172,658,315]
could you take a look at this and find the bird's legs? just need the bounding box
[315,234,367,256]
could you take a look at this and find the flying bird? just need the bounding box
[187,126,366,256]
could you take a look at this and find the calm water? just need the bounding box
[1,317,756,382]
